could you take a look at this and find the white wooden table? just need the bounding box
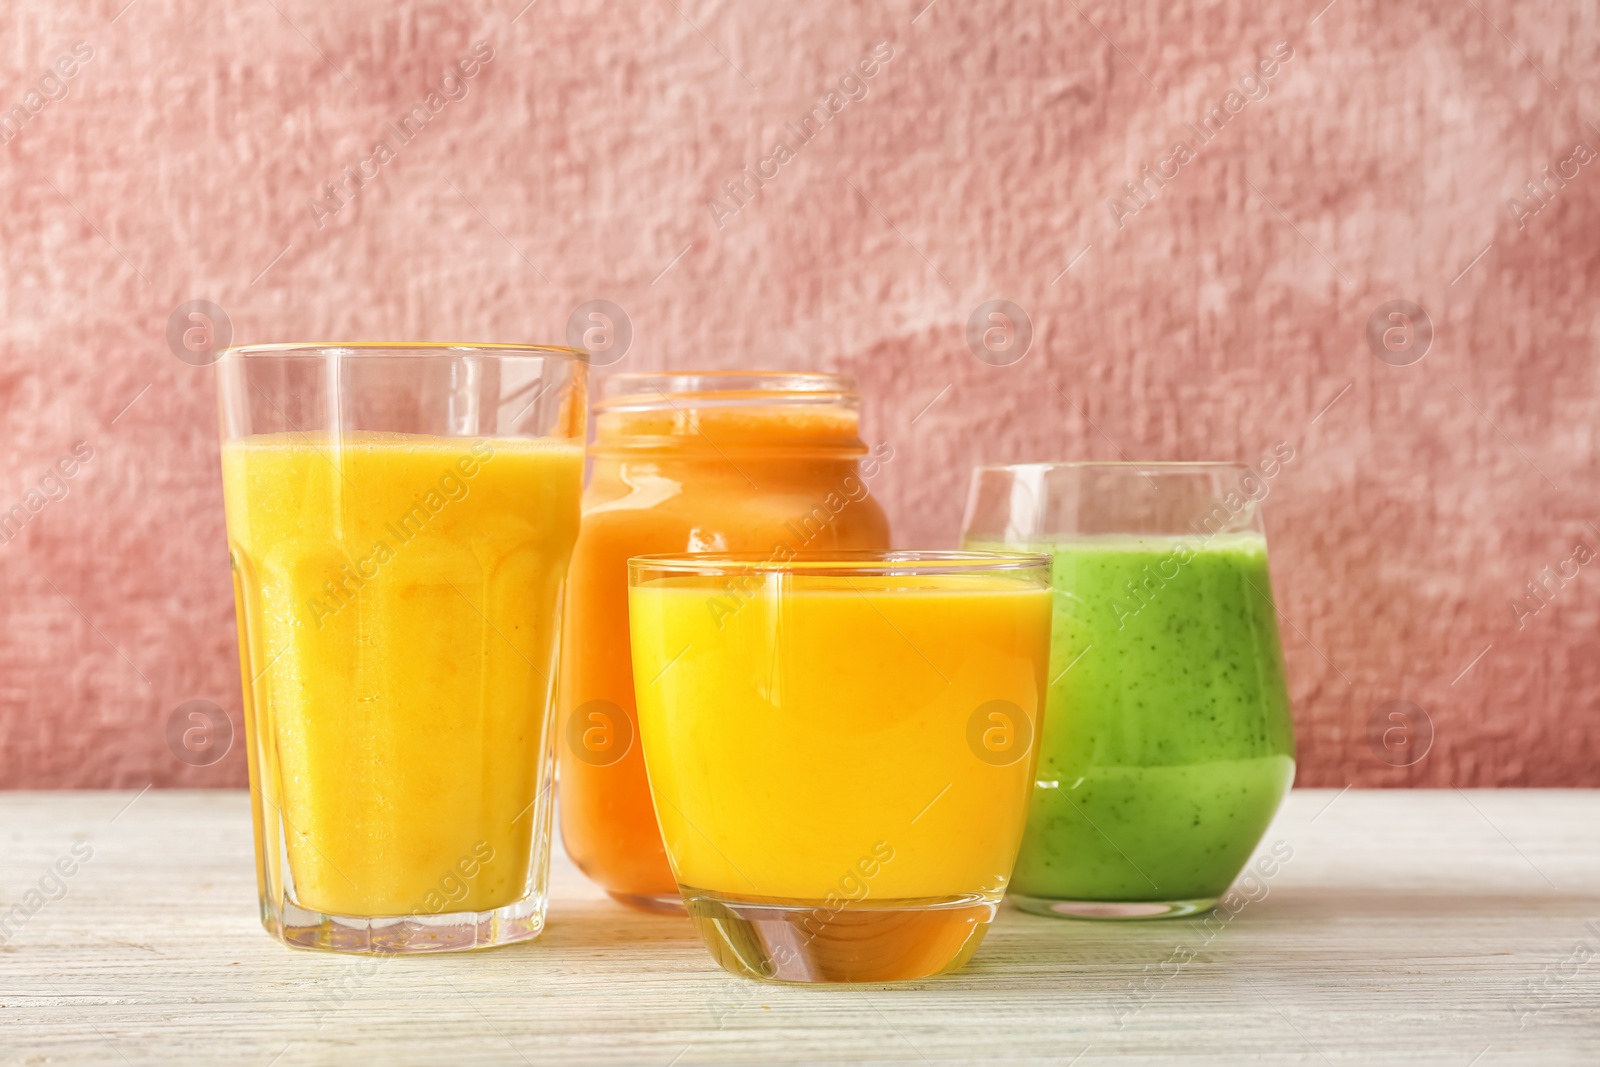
[1,790,1596,1065]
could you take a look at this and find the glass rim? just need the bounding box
[218,342,588,362]
[628,549,1051,578]
[596,371,857,412]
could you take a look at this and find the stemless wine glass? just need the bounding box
[217,344,586,952]
[627,551,1053,982]
[962,463,1296,919]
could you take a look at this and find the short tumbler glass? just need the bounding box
[627,551,1053,982]
[962,463,1296,919]
[217,343,586,952]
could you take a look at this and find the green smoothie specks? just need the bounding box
[978,533,1295,903]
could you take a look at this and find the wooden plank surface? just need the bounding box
[1,789,1597,1065]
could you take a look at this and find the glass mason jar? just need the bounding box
[217,343,586,953]
[558,372,893,912]
[961,462,1296,919]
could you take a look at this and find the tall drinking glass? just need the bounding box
[217,344,586,952]
[962,463,1296,919]
[628,551,1053,982]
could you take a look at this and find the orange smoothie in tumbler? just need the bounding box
[558,373,891,910]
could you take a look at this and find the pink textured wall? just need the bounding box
[1,1,1596,789]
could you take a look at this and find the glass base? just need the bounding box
[265,893,548,954]
[608,890,687,915]
[681,887,996,983]
[1010,894,1219,920]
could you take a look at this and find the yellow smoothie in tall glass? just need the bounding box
[222,432,582,917]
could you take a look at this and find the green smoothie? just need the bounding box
[972,533,1295,907]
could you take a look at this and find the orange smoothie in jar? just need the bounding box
[557,373,892,911]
